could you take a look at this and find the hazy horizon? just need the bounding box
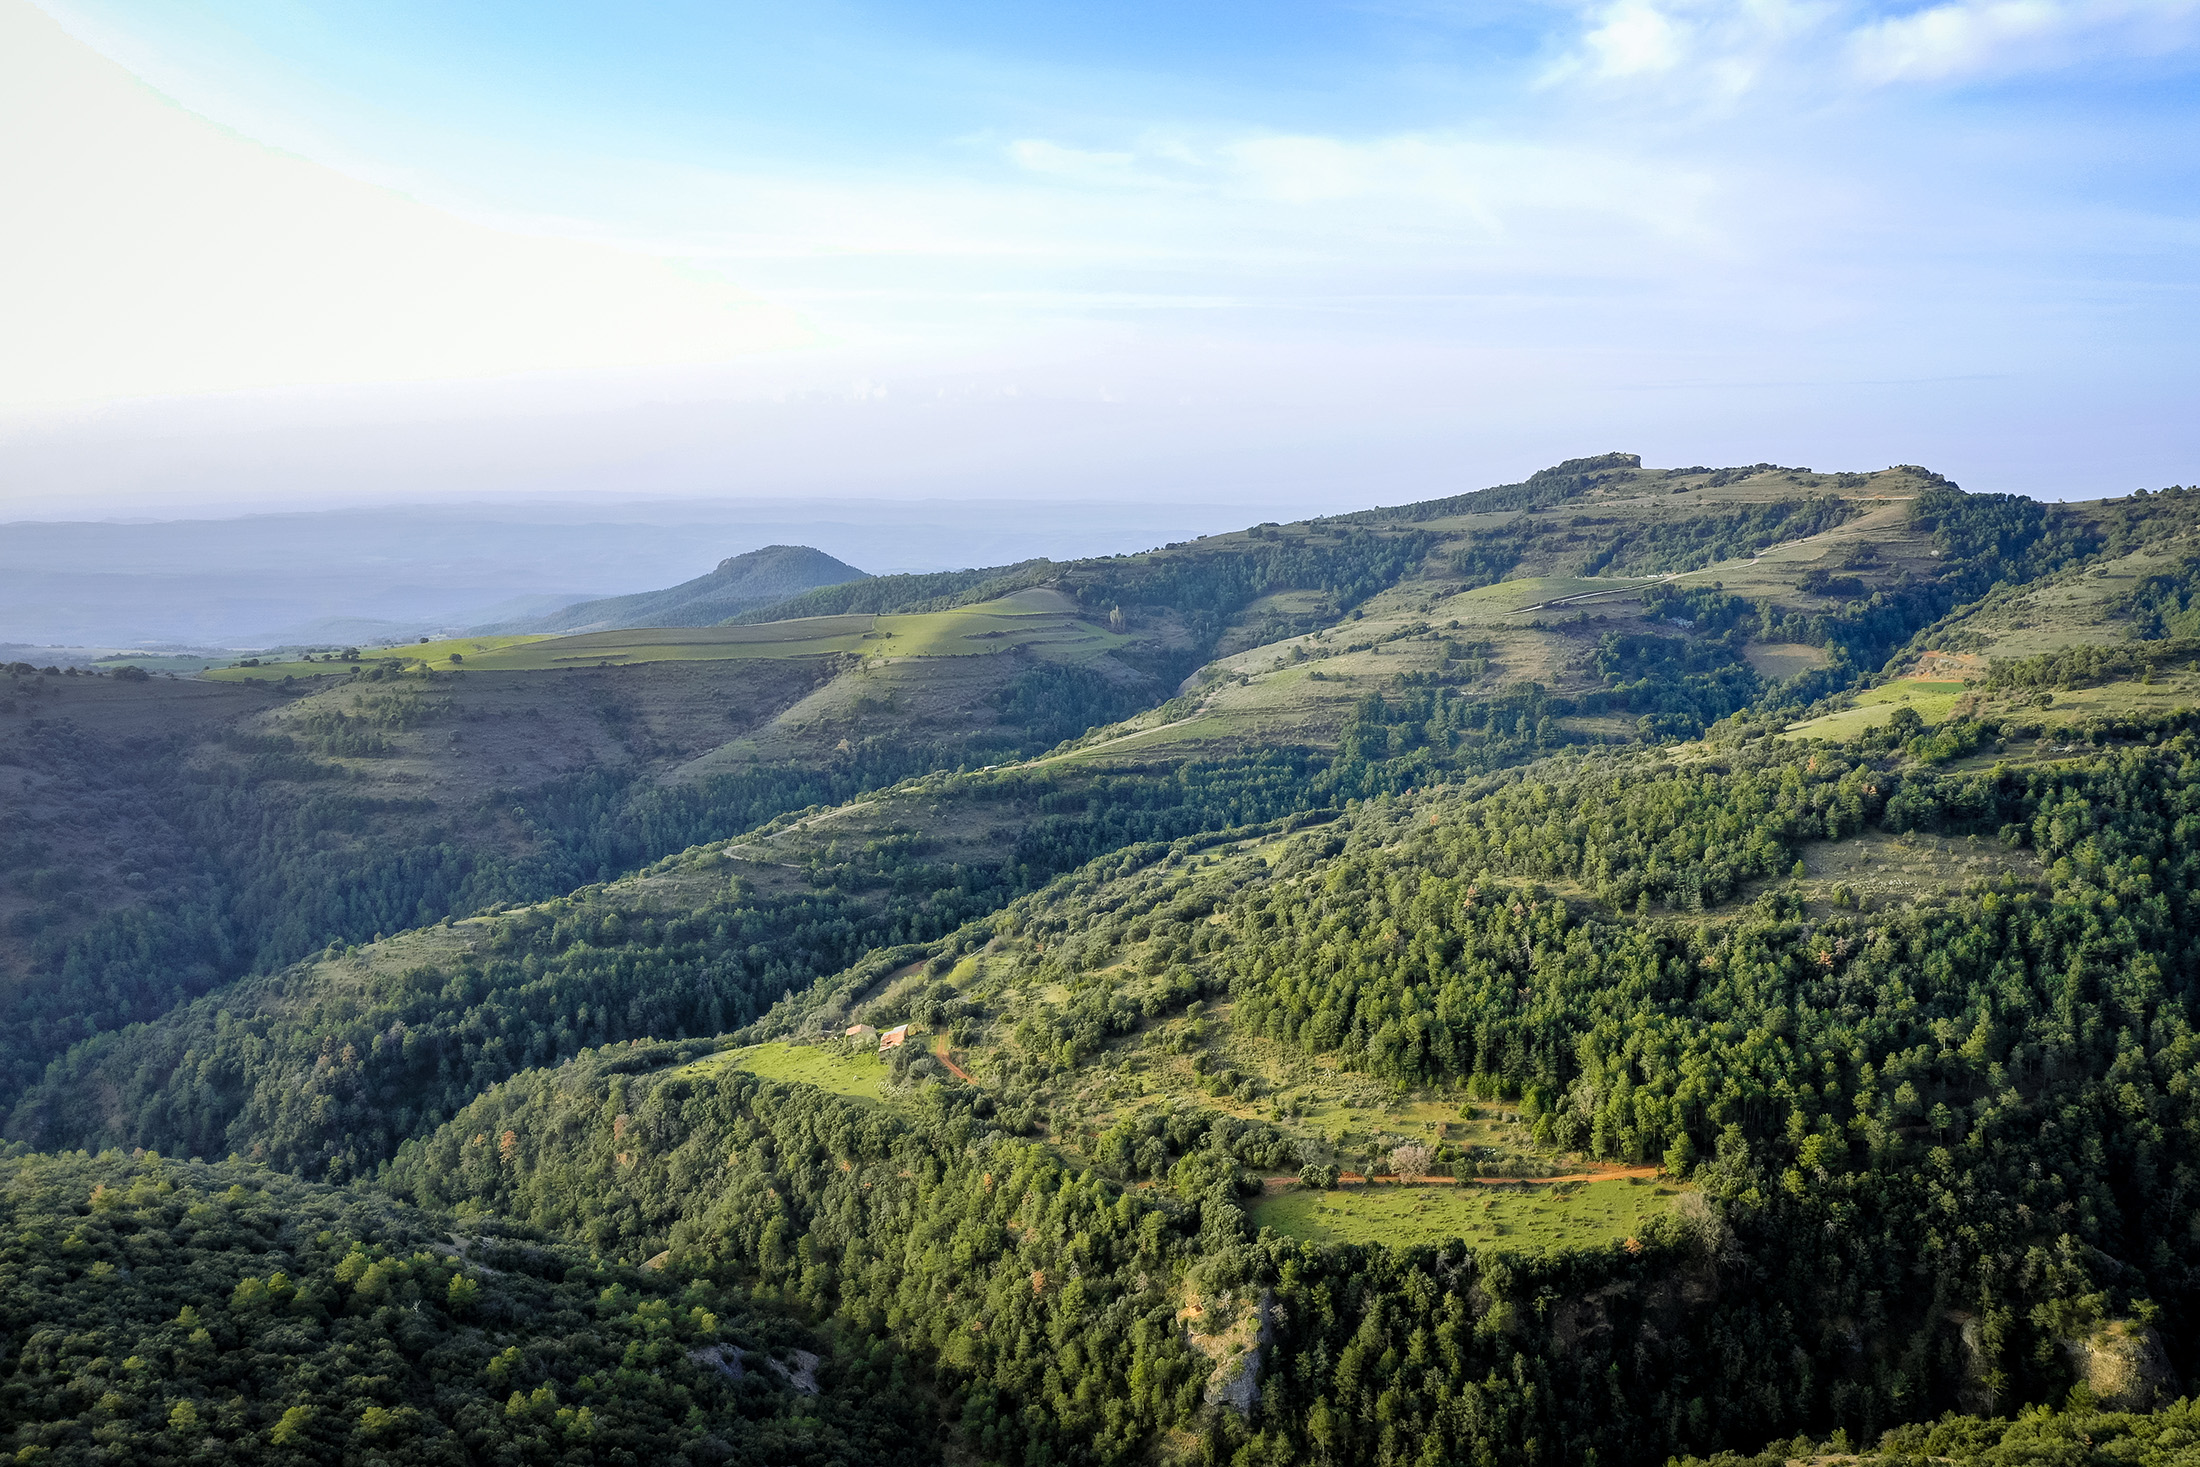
[0,493,1356,648]
[5,0,2194,518]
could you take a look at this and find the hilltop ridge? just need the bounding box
[482,543,869,633]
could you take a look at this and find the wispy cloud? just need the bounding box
[1001,130,1722,254]
[1542,0,2200,96]
[1005,139,1164,190]
[1849,0,2200,81]
[10,0,2199,506]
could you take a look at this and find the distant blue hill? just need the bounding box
[480,544,869,634]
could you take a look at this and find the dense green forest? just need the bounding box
[1680,1397,2200,1467]
[0,1149,932,1465]
[8,462,2200,1466]
[0,710,952,1103]
[376,729,2200,1465]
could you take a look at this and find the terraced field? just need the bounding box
[204,589,1127,681]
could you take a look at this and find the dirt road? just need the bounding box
[931,1035,975,1083]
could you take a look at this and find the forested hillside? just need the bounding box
[379,722,2200,1464]
[0,1148,931,1465]
[9,458,2200,1466]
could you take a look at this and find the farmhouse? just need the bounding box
[878,1024,914,1052]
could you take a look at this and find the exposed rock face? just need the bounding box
[2065,1319,2176,1411]
[689,1344,819,1395]
[689,1344,745,1381]
[1951,1311,1997,1415]
[767,1348,821,1395]
[1190,1288,1275,1415]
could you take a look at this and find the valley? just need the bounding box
[7,455,2200,1467]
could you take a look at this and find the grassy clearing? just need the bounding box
[1058,709,1280,764]
[1786,664,2200,748]
[687,1042,892,1104]
[1786,678,1969,739]
[1635,500,1941,612]
[1745,642,1830,680]
[486,621,875,668]
[2022,680,2200,726]
[1253,1175,1678,1251]
[866,589,1130,662]
[1789,829,2039,913]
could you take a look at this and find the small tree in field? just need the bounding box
[1390,1142,1433,1183]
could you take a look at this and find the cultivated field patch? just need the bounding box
[1253,1174,1678,1250]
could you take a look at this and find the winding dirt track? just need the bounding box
[931,1035,976,1083]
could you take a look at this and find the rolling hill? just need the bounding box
[483,542,870,634]
[9,456,2200,1466]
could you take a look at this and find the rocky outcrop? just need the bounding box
[1188,1288,1274,1415]
[2065,1319,2175,1411]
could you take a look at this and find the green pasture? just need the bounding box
[1253,1175,1676,1251]
[682,1042,891,1104]
[1974,680,2200,745]
[1786,678,1968,739]
[467,621,875,669]
[864,589,1130,661]
[1932,543,2190,662]
[1743,642,1830,681]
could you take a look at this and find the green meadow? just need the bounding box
[686,1041,893,1105]
[1253,1176,1678,1250]
[1786,677,1969,739]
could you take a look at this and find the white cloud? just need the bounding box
[1850,0,2200,81]
[1582,1,1692,76]
[991,130,1720,256]
[1006,139,1162,189]
[1541,0,2199,96]
[1542,0,1834,93]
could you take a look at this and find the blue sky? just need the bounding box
[4,0,2197,512]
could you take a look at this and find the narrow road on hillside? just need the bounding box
[1021,711,1208,769]
[1506,576,1680,616]
[932,1035,975,1084]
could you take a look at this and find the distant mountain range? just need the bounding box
[480,544,869,634]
